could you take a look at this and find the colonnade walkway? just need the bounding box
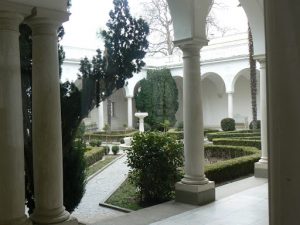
[93,177,268,225]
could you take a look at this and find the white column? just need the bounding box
[0,11,31,225]
[98,102,104,131]
[175,43,215,205]
[265,1,300,224]
[254,56,268,178]
[227,91,234,118]
[27,12,75,225]
[127,96,133,128]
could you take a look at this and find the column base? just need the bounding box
[175,181,215,205]
[32,217,78,225]
[0,215,32,225]
[30,207,70,225]
[255,162,268,178]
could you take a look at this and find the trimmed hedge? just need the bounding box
[212,138,261,150]
[84,147,105,167]
[167,131,184,140]
[204,129,220,136]
[207,132,260,142]
[112,145,119,155]
[84,131,138,142]
[230,136,261,140]
[221,118,235,131]
[167,129,220,140]
[204,145,260,183]
[89,139,102,147]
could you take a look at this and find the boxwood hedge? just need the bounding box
[84,147,105,167]
[212,138,261,150]
[204,145,260,183]
[207,132,260,141]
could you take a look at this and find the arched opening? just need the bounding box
[202,72,227,128]
[232,68,260,126]
[104,88,127,130]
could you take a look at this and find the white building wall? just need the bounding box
[62,33,260,130]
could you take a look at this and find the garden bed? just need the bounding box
[105,144,260,211]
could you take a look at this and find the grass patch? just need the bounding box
[86,155,119,177]
[106,178,142,211]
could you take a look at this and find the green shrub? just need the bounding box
[103,146,110,155]
[207,132,260,142]
[204,145,260,183]
[212,138,261,149]
[112,145,120,155]
[221,118,236,131]
[204,145,257,159]
[127,132,183,205]
[120,138,125,144]
[85,147,92,152]
[63,138,86,213]
[89,139,102,147]
[84,147,105,167]
[167,131,184,140]
[249,120,261,129]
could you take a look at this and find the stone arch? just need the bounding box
[201,72,227,128]
[232,68,261,126]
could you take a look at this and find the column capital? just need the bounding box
[25,7,69,35]
[0,12,23,31]
[176,38,208,51]
[0,1,31,17]
[126,95,134,99]
[226,91,234,95]
[254,54,266,68]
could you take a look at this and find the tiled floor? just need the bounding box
[151,183,268,225]
[94,177,269,225]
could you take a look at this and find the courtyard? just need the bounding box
[1,0,300,225]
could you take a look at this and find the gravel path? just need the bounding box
[72,155,129,224]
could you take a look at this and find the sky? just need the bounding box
[61,0,248,50]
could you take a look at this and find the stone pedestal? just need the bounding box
[175,42,215,205]
[175,182,215,205]
[135,112,148,133]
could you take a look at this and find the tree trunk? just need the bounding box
[248,24,257,129]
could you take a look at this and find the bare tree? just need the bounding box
[141,0,175,56]
[141,0,232,56]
